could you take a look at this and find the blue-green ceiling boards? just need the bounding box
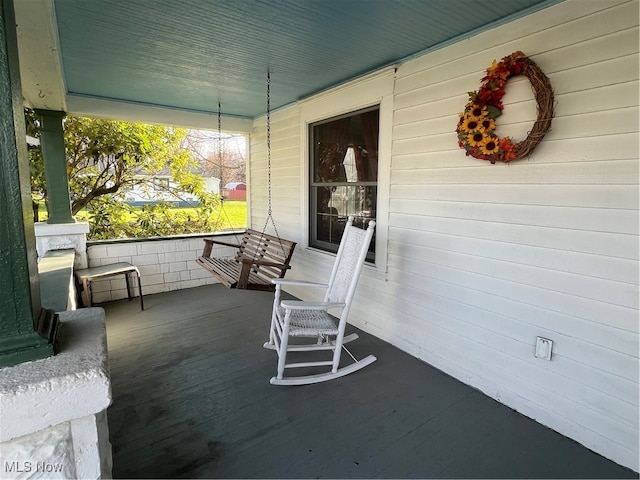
[52,0,560,120]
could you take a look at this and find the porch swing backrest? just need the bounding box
[197,229,296,291]
[235,229,294,275]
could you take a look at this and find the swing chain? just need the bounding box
[214,76,287,276]
[259,71,286,259]
[215,102,238,239]
[218,101,222,162]
[266,72,273,217]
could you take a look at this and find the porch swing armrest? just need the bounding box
[271,279,328,288]
[239,257,291,269]
[280,300,345,311]
[202,238,240,258]
[203,238,240,249]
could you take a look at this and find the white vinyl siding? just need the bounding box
[249,106,302,241]
[248,0,639,470]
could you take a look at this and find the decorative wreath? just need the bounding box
[456,51,554,164]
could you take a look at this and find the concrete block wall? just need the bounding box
[85,235,239,304]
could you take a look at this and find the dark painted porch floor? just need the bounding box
[102,285,637,479]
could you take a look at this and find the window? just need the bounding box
[309,106,378,261]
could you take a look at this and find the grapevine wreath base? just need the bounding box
[456,51,554,164]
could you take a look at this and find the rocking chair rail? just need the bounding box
[269,355,378,386]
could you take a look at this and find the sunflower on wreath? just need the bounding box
[456,51,527,164]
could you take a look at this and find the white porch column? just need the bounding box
[34,221,90,268]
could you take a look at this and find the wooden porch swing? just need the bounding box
[197,74,297,292]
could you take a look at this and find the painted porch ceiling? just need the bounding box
[52,0,558,121]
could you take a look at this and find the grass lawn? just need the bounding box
[36,200,247,232]
[211,200,247,231]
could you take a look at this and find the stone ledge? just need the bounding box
[38,249,76,312]
[34,221,90,269]
[0,308,111,442]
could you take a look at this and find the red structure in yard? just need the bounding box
[223,182,246,200]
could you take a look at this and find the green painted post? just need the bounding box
[0,0,57,368]
[36,109,75,224]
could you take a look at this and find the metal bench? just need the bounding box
[75,262,144,310]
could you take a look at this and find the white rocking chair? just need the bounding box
[263,216,376,385]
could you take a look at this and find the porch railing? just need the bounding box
[85,233,242,304]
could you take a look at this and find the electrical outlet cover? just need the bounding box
[535,337,553,360]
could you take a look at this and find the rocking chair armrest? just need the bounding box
[280,300,345,311]
[271,279,328,288]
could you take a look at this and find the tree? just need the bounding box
[26,109,46,222]
[182,129,246,187]
[27,110,223,239]
[65,116,205,214]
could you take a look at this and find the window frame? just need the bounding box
[298,67,394,278]
[308,106,380,261]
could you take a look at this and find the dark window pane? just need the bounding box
[312,109,379,183]
[316,186,342,243]
[309,107,379,262]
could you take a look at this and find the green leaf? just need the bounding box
[487,106,502,119]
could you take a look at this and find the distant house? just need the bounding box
[124,175,221,207]
[222,181,246,200]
